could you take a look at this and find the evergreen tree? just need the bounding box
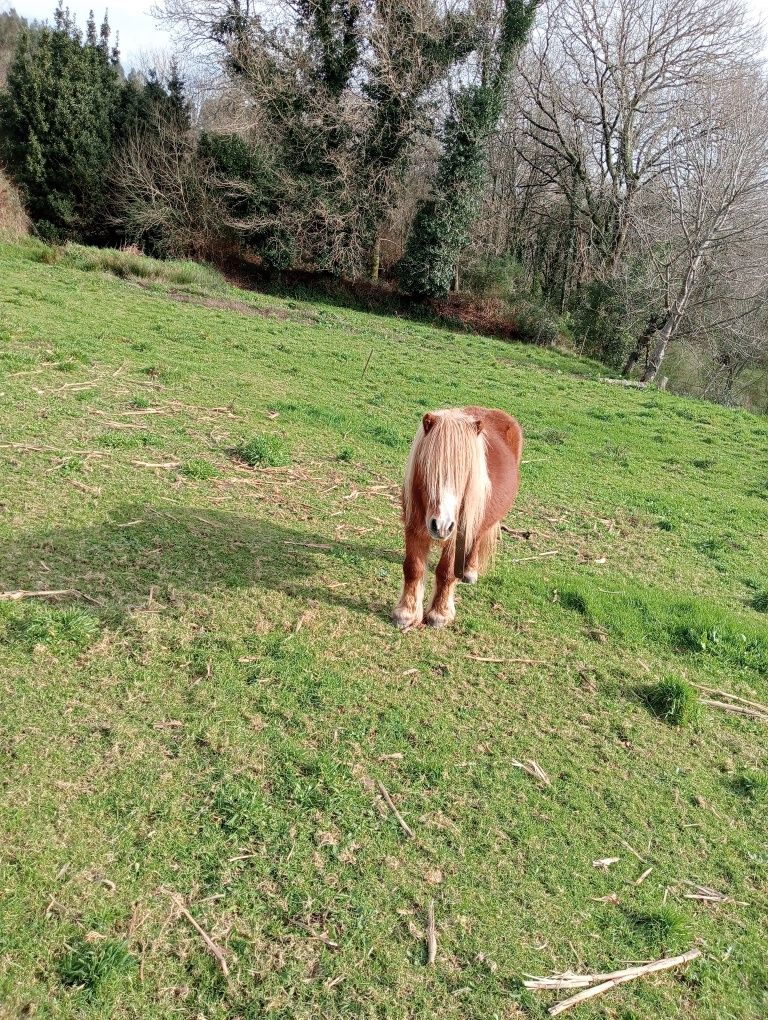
[166,59,191,130]
[398,0,539,297]
[0,5,123,240]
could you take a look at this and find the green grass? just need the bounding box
[1,239,767,1019]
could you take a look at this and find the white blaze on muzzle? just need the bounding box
[427,488,458,541]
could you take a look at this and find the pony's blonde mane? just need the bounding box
[403,409,490,547]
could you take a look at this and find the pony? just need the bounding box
[392,406,523,629]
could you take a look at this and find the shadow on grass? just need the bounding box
[0,503,403,624]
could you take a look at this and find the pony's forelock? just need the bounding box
[403,409,490,546]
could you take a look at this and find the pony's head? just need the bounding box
[404,409,489,545]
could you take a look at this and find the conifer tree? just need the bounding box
[0,4,122,240]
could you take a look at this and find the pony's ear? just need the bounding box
[472,417,484,434]
[422,412,436,434]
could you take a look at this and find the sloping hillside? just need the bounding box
[0,169,29,240]
[1,240,767,1019]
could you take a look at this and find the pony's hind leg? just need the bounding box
[461,523,500,584]
[425,540,458,628]
[392,527,430,629]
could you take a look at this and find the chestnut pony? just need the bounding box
[392,407,523,629]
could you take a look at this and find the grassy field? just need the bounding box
[1,238,767,1020]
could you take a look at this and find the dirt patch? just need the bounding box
[166,289,315,323]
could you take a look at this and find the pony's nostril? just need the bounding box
[429,518,438,532]
[448,521,455,533]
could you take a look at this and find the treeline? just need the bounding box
[2,1,767,409]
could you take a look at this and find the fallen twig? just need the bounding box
[600,378,648,389]
[680,881,746,905]
[509,550,560,563]
[0,588,100,604]
[618,838,646,863]
[282,541,333,550]
[426,900,437,966]
[699,699,768,723]
[290,918,340,950]
[525,949,701,1014]
[511,759,551,786]
[376,780,414,838]
[162,889,229,977]
[467,655,548,665]
[694,685,768,713]
[132,460,181,469]
[634,867,653,886]
[592,857,620,870]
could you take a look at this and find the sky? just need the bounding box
[5,0,768,69]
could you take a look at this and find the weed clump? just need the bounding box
[182,459,219,480]
[232,435,291,468]
[631,906,691,953]
[59,937,135,993]
[2,605,100,651]
[733,767,768,801]
[750,590,768,613]
[643,676,699,726]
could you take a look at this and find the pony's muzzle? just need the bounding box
[429,517,455,541]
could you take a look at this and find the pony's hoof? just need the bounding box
[392,607,421,630]
[462,569,478,585]
[425,610,453,629]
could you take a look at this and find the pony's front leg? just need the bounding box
[392,527,430,630]
[425,541,457,628]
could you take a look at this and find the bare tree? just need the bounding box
[111,115,230,259]
[627,70,768,381]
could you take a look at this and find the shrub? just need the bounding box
[463,254,523,299]
[513,300,560,347]
[182,459,219,480]
[3,605,100,651]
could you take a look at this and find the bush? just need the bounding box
[463,254,523,299]
[732,767,768,801]
[630,906,691,953]
[50,244,226,292]
[513,300,560,347]
[570,279,638,369]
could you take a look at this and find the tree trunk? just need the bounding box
[641,322,673,382]
[370,236,381,282]
[621,341,645,376]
